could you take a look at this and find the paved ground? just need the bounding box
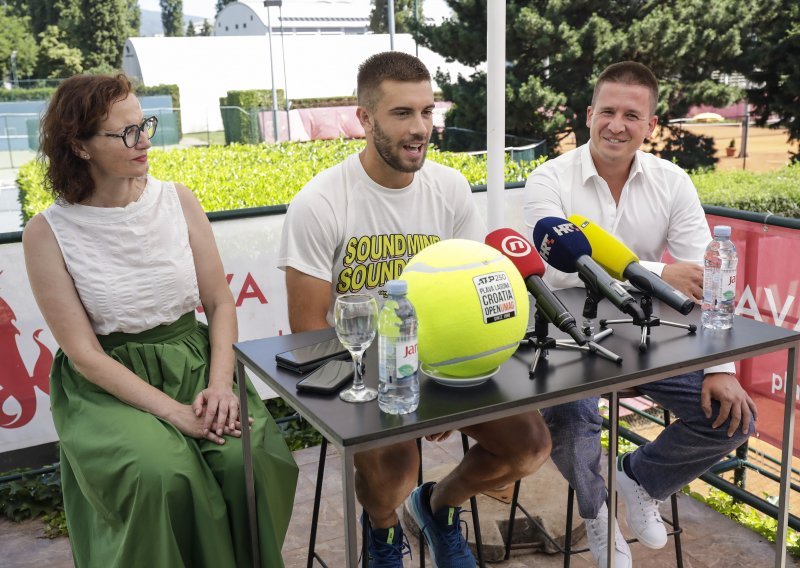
[2,433,797,567]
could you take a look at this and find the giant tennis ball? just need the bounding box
[400,239,529,377]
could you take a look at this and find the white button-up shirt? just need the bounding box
[524,142,733,375]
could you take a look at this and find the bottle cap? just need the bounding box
[386,279,407,295]
[713,225,731,238]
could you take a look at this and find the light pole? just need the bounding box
[10,50,18,88]
[387,0,396,50]
[264,0,282,143]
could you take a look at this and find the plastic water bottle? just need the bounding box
[378,280,420,414]
[701,225,738,330]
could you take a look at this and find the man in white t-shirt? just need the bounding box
[279,52,552,568]
[524,61,756,568]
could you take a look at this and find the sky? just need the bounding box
[140,0,217,18]
[138,0,451,21]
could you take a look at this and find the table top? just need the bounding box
[234,288,800,450]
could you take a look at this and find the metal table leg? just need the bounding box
[775,345,798,568]
[607,390,619,568]
[342,448,358,567]
[236,360,261,568]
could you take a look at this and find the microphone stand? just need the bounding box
[599,293,697,352]
[523,307,622,377]
[578,282,615,344]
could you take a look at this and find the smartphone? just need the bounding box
[296,360,354,394]
[276,337,349,373]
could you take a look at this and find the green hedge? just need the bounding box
[220,89,286,145]
[17,140,799,222]
[291,96,357,109]
[17,139,544,220]
[0,87,55,102]
[135,84,180,111]
[689,165,800,218]
[0,83,179,106]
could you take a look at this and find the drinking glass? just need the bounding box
[334,294,379,403]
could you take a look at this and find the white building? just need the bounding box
[122,34,474,133]
[215,0,372,36]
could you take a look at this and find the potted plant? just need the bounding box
[726,138,736,157]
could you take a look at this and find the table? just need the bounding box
[234,288,799,568]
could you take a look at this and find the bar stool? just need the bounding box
[502,393,684,567]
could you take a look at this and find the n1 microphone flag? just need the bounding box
[485,228,585,345]
[568,214,695,315]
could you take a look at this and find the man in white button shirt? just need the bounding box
[524,61,757,568]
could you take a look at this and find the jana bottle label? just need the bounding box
[395,340,418,378]
[720,269,736,301]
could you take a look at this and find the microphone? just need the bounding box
[568,215,695,315]
[485,228,586,345]
[532,217,646,320]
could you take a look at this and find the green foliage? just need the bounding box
[79,0,130,71]
[266,399,323,451]
[687,487,800,555]
[17,140,800,222]
[369,0,420,33]
[689,164,800,217]
[0,466,64,527]
[35,25,83,78]
[126,0,141,38]
[186,20,196,37]
[219,89,288,144]
[0,87,54,102]
[160,0,184,37]
[0,6,39,80]
[415,0,749,156]
[200,19,213,36]
[655,129,718,172]
[742,0,800,156]
[292,96,359,109]
[215,0,235,15]
[17,139,543,220]
[135,83,181,111]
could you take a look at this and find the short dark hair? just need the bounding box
[39,74,133,204]
[592,61,659,115]
[357,52,431,111]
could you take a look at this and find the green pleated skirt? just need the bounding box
[50,313,298,568]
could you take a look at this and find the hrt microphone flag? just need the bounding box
[532,217,645,320]
[485,228,585,345]
[568,214,695,315]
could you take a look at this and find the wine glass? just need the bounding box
[334,294,379,403]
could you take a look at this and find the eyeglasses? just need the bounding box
[99,116,158,148]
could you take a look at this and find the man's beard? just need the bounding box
[372,119,428,174]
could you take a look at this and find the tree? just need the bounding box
[78,0,132,72]
[215,0,235,16]
[369,0,421,34]
[200,18,213,36]
[186,20,196,37]
[160,0,184,37]
[416,0,751,167]
[741,0,800,161]
[35,25,83,78]
[0,6,38,81]
[126,0,141,38]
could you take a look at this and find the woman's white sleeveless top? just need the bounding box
[42,177,200,335]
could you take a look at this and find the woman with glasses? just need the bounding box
[22,74,297,567]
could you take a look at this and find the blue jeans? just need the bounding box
[541,370,755,519]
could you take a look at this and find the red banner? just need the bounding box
[705,215,800,456]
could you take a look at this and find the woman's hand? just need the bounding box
[192,384,241,438]
[169,403,229,444]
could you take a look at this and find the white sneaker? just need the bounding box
[616,454,668,549]
[584,502,632,568]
